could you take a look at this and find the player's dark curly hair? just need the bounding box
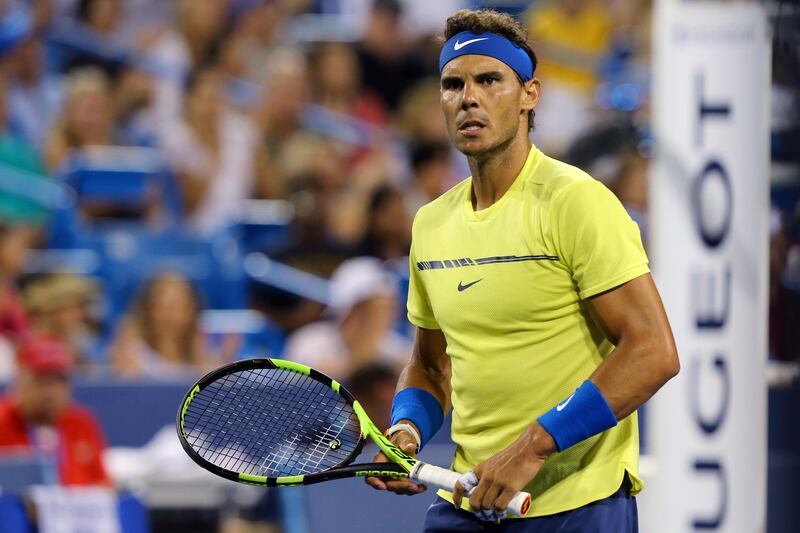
[442,9,537,131]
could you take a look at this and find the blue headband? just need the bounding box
[439,31,534,81]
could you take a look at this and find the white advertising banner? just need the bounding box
[648,2,770,533]
[31,486,121,533]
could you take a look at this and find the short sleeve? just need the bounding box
[551,180,650,299]
[407,223,440,330]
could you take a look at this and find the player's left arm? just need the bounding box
[455,272,679,520]
[584,272,680,418]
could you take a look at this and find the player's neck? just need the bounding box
[468,134,532,211]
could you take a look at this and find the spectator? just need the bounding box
[56,2,159,149]
[6,33,62,150]
[62,0,126,78]
[159,64,259,234]
[270,173,355,277]
[527,0,612,93]
[0,336,110,486]
[22,273,102,369]
[564,120,649,237]
[0,70,46,174]
[77,0,122,34]
[146,0,227,124]
[355,0,430,110]
[218,0,287,85]
[43,67,117,172]
[0,68,51,225]
[525,0,613,153]
[405,141,454,215]
[0,223,32,343]
[356,184,411,261]
[283,257,411,380]
[310,42,388,126]
[396,77,449,144]
[110,272,239,379]
[254,47,313,199]
[0,220,35,381]
[609,148,648,236]
[251,174,353,335]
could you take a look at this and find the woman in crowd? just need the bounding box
[110,272,239,379]
[310,41,388,126]
[43,67,116,172]
[158,64,258,234]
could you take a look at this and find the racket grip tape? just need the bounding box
[410,463,531,517]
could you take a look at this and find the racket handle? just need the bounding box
[410,463,531,517]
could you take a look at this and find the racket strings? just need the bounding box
[182,367,361,478]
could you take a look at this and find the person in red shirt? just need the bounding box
[0,336,110,486]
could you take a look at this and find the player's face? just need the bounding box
[440,55,538,157]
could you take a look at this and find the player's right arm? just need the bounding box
[365,326,450,495]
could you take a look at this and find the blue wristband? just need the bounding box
[390,387,444,449]
[537,381,618,452]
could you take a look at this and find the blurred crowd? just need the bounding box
[0,0,665,385]
[0,0,796,502]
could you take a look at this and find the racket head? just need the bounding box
[176,358,370,486]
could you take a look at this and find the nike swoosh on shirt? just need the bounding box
[556,394,575,412]
[454,37,489,50]
[457,279,483,292]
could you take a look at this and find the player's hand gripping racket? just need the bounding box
[176,358,531,516]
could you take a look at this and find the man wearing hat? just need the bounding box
[283,257,411,379]
[0,336,110,486]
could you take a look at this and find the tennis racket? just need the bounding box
[176,358,531,516]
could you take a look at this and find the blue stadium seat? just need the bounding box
[61,147,182,217]
[47,147,183,248]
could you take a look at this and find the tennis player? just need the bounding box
[365,9,679,532]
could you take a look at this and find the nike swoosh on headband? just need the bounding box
[454,37,489,50]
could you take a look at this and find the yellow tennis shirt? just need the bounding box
[407,144,649,517]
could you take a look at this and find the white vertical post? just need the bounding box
[647,1,771,532]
